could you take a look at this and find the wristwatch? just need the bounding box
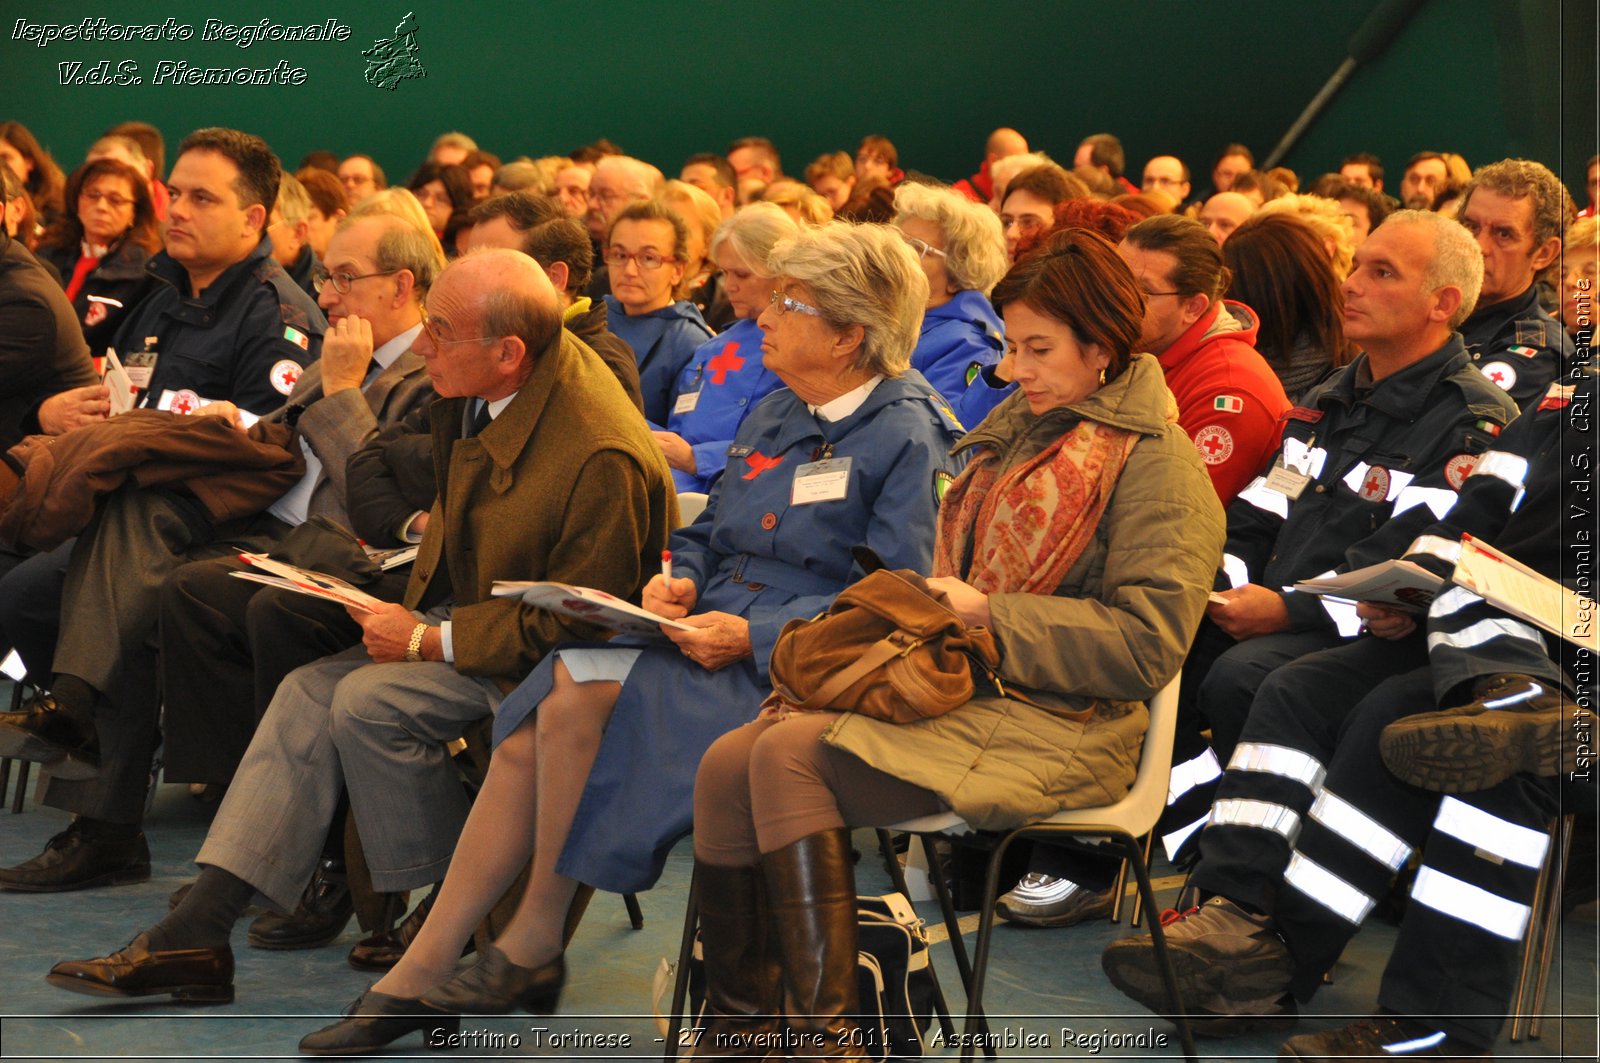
[405,623,428,662]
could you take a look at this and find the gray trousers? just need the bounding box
[195,637,501,911]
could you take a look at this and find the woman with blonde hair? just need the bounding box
[760,178,835,226]
[660,179,735,328]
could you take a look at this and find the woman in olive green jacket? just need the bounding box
[688,229,1225,1060]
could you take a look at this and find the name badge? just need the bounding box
[123,348,158,391]
[791,457,853,505]
[1264,459,1311,500]
[673,389,701,415]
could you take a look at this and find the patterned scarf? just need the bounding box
[933,416,1144,595]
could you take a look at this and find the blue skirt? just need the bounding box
[493,640,769,894]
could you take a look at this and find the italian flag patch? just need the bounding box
[1507,345,1537,358]
[284,325,310,350]
[1213,395,1244,413]
[1473,419,1502,436]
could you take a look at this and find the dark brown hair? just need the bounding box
[991,227,1145,381]
[296,168,349,219]
[1123,213,1230,300]
[1223,213,1353,371]
[41,157,159,256]
[0,120,66,219]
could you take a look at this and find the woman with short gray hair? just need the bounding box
[893,182,1009,406]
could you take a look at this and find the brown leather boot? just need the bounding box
[762,829,867,1062]
[685,861,781,1059]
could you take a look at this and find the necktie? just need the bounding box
[468,400,492,437]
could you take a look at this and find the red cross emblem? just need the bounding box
[1444,453,1479,490]
[742,452,783,480]
[1480,361,1516,392]
[707,342,745,386]
[270,359,302,396]
[1358,465,1390,502]
[1193,425,1234,466]
[170,389,200,415]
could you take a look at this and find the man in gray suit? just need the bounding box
[0,210,442,892]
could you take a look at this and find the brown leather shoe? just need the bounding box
[46,932,234,1003]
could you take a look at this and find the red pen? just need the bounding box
[661,549,672,586]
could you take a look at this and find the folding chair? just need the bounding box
[1509,811,1575,1042]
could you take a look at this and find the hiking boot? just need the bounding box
[1380,674,1578,792]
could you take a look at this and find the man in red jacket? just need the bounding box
[1118,214,1291,504]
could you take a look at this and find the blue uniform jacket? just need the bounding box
[496,370,963,893]
[913,289,1004,410]
[112,237,325,416]
[1459,283,1574,412]
[665,317,784,493]
[956,362,1015,428]
[603,295,714,426]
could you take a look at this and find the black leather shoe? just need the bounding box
[0,818,151,892]
[420,943,564,1014]
[47,932,233,1003]
[299,987,459,1055]
[248,857,354,949]
[347,890,475,971]
[0,692,100,780]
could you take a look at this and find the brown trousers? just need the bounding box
[693,713,944,866]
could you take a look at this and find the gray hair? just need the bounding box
[710,202,800,274]
[1386,209,1484,329]
[766,221,928,376]
[340,194,447,293]
[275,172,312,225]
[893,182,1009,294]
[1460,158,1575,248]
[593,155,665,200]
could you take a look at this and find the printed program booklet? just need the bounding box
[491,581,694,634]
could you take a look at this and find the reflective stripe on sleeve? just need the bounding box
[1427,617,1545,652]
[1408,534,1462,567]
[1409,866,1532,940]
[1432,796,1549,869]
[1469,451,1528,491]
[1392,485,1459,520]
[1228,743,1328,791]
[1428,585,1484,619]
[1208,798,1301,843]
[1283,851,1375,924]
[1238,477,1290,519]
[1309,790,1412,871]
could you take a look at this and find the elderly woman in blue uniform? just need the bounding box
[299,221,962,1051]
[603,199,715,426]
[653,202,799,493]
[894,181,1010,414]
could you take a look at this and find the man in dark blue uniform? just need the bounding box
[0,128,325,881]
[1104,366,1592,1059]
[1456,158,1574,412]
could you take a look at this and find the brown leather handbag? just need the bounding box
[765,568,1005,724]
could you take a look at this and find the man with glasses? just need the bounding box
[1141,155,1192,209]
[1453,158,1574,411]
[0,208,439,896]
[581,155,664,300]
[46,250,676,1009]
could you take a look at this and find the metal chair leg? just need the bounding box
[1116,832,1197,1063]
[624,892,645,930]
[1510,815,1561,1042]
[1528,815,1574,1041]
[10,758,27,813]
[1129,831,1156,929]
[663,867,700,1061]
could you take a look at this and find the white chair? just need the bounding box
[676,492,710,527]
[877,672,1198,1062]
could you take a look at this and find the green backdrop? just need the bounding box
[1,0,1591,198]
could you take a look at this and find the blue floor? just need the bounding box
[0,770,1595,1061]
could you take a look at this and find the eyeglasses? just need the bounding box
[900,234,948,260]
[80,190,133,209]
[768,290,824,317]
[311,267,399,294]
[605,248,678,271]
[420,306,505,347]
[1140,288,1184,298]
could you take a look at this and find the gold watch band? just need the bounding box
[405,622,428,663]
